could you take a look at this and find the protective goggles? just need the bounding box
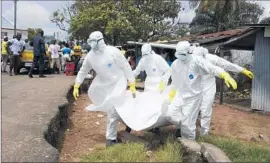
[142,53,149,57]
[142,51,152,57]
[175,51,187,57]
[88,38,103,44]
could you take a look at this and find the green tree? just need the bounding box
[132,0,181,41]
[189,11,217,35]
[70,0,138,45]
[171,24,191,37]
[27,28,43,40]
[189,0,264,35]
[52,0,180,45]
[50,2,76,32]
[260,17,270,24]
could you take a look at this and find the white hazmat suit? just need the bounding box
[193,47,253,135]
[168,41,237,140]
[73,31,136,146]
[133,44,170,92]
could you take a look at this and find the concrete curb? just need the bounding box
[43,86,74,161]
[178,138,231,163]
[178,138,203,162]
[43,79,91,162]
[201,142,231,162]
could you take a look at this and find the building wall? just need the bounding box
[251,28,270,112]
[1,28,28,41]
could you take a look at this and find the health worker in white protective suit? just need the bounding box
[72,31,136,147]
[133,43,171,92]
[167,41,238,140]
[193,47,254,135]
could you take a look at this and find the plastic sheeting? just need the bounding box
[86,75,127,112]
[144,76,162,92]
[86,86,185,131]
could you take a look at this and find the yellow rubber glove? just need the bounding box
[129,82,136,97]
[168,89,176,103]
[73,83,80,100]
[158,80,166,92]
[241,69,254,79]
[219,72,237,90]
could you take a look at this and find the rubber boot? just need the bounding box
[147,128,160,134]
[106,139,118,147]
[151,128,160,134]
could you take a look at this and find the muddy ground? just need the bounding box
[59,94,270,162]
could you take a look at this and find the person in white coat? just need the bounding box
[193,47,254,135]
[72,31,136,147]
[167,41,238,140]
[132,43,170,134]
[133,44,170,92]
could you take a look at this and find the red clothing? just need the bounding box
[129,58,136,70]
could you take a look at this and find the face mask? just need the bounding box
[90,41,99,50]
[175,52,188,61]
[88,38,103,51]
[142,51,153,59]
[142,54,150,59]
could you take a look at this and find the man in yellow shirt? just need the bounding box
[1,36,9,72]
[120,49,126,56]
[73,41,82,56]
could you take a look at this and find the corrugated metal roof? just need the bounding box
[245,24,270,27]
[196,28,248,39]
[127,28,254,49]
[222,28,260,51]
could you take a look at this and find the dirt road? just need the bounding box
[210,104,270,140]
[60,94,270,162]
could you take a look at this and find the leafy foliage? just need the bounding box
[27,28,43,40]
[189,0,264,35]
[52,0,181,45]
[260,17,270,24]
[50,3,76,32]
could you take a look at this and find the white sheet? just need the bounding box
[86,86,184,131]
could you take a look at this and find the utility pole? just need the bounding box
[57,32,59,41]
[14,0,18,36]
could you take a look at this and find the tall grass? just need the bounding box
[198,135,270,162]
[81,139,182,162]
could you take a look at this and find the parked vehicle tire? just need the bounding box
[46,67,52,74]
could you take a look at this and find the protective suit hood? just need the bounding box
[87,31,106,53]
[193,47,209,58]
[175,41,192,63]
[141,43,153,59]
